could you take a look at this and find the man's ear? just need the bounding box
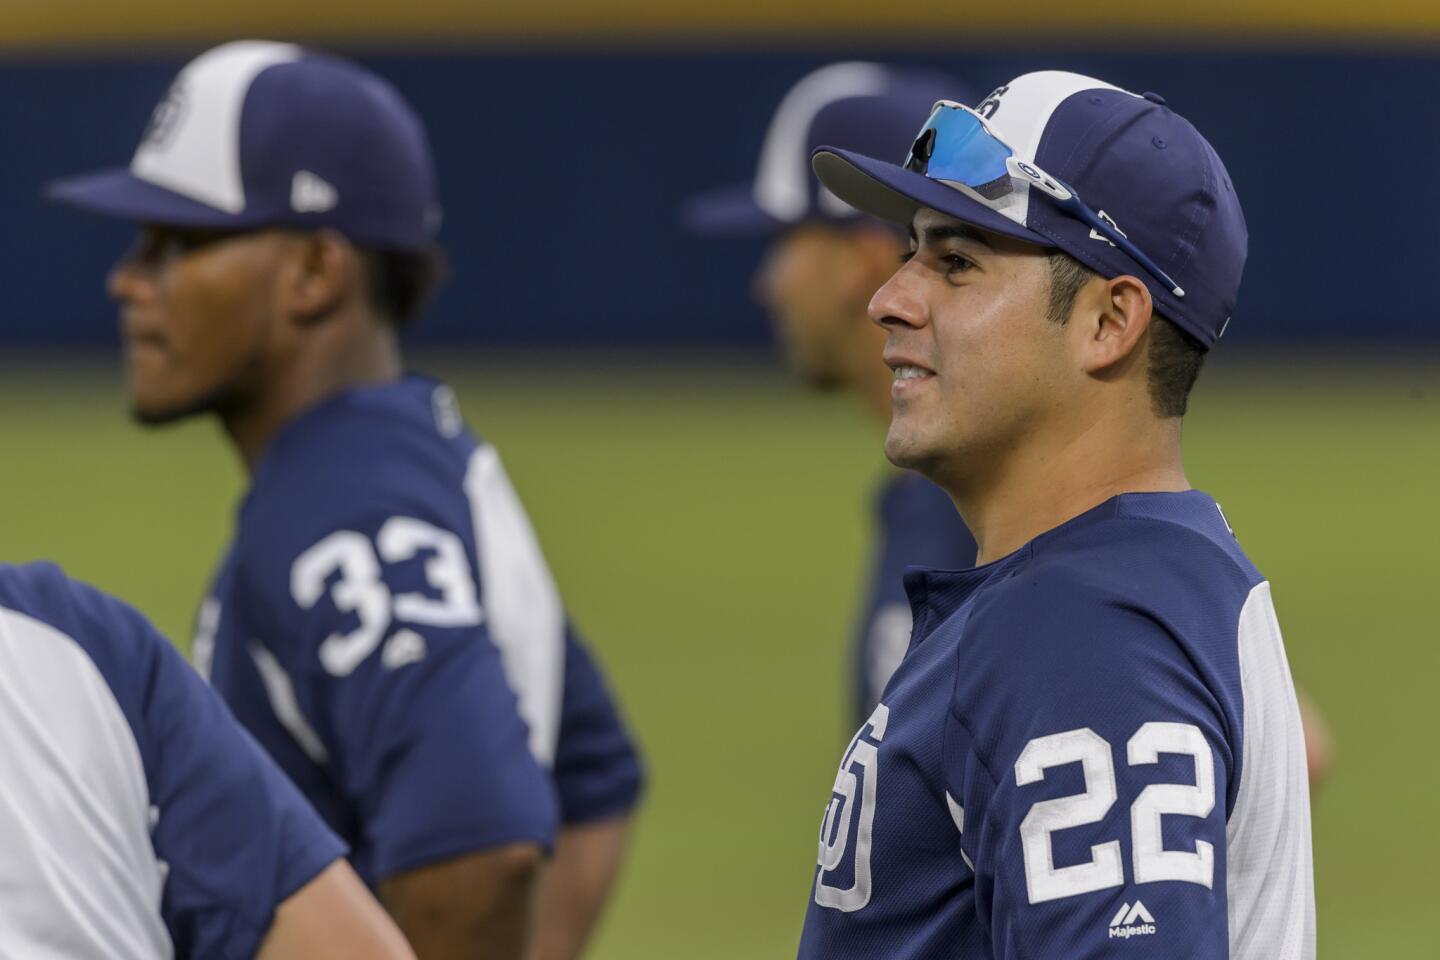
[283,229,356,324]
[1072,273,1154,376]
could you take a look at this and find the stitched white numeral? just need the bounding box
[291,531,391,677]
[291,520,483,676]
[1128,722,1215,887]
[377,517,482,627]
[1015,722,1217,905]
[1015,728,1124,904]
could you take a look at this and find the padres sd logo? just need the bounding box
[815,703,889,913]
[142,80,187,149]
[977,83,1010,119]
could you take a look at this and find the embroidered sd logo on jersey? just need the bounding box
[815,703,889,912]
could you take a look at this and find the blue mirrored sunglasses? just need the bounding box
[903,101,1185,299]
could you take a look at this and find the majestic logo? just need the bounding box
[142,80,188,150]
[291,170,339,213]
[1108,900,1157,939]
[1089,209,1128,247]
[815,704,888,912]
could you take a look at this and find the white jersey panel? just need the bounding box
[465,443,566,767]
[0,606,173,959]
[1227,581,1316,960]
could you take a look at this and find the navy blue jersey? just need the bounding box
[800,491,1314,960]
[195,375,643,886]
[855,472,976,725]
[0,562,344,958]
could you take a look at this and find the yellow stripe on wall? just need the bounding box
[5,0,1440,50]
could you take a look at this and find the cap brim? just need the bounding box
[680,183,788,237]
[811,147,1053,248]
[44,167,256,229]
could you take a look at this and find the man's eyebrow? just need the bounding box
[920,223,995,250]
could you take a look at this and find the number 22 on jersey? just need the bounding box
[1017,722,1215,904]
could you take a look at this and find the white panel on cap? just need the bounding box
[754,62,889,223]
[130,41,303,214]
[968,71,1134,228]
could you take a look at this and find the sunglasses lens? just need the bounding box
[909,106,1015,197]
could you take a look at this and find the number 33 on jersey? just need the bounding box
[798,492,1315,960]
[194,377,643,888]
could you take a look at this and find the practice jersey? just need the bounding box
[855,471,976,726]
[0,562,345,959]
[196,375,643,886]
[800,491,1314,960]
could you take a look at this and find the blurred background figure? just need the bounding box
[5,3,1437,958]
[46,40,642,960]
[684,62,980,728]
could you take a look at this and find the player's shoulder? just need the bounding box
[0,561,171,733]
[980,490,1259,626]
[239,375,489,546]
[254,374,481,494]
[949,494,1252,763]
[957,490,1262,703]
[0,561,164,664]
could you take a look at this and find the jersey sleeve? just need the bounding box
[235,450,559,882]
[945,564,1236,960]
[552,622,645,824]
[38,568,345,959]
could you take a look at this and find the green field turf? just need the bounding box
[1,352,1435,957]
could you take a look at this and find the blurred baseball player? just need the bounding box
[799,71,1314,957]
[0,562,413,958]
[48,41,642,959]
[685,62,978,727]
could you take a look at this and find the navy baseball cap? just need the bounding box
[683,62,973,236]
[46,40,439,253]
[812,71,1247,348]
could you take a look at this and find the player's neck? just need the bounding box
[222,313,404,474]
[950,415,1188,566]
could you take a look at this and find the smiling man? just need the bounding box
[798,71,1314,959]
[47,41,642,959]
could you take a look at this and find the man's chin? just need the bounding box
[883,430,929,472]
[129,391,219,427]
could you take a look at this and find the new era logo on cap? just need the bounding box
[291,171,338,213]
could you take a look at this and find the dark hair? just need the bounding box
[359,247,447,328]
[1044,249,1205,418]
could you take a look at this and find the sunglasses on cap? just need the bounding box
[904,101,1185,299]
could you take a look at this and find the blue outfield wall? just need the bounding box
[6,46,1439,348]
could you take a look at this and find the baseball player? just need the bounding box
[47,41,642,959]
[0,561,413,958]
[798,71,1314,958]
[685,62,979,727]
